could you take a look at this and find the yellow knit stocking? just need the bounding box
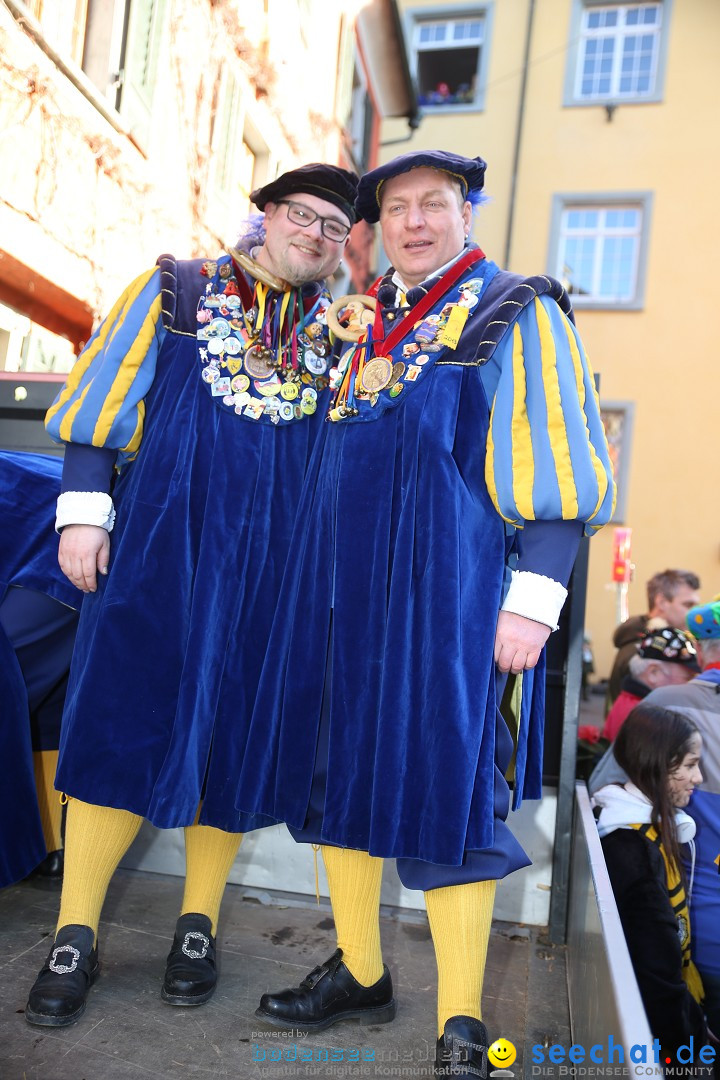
[321,845,384,987]
[180,824,243,935]
[425,879,497,1036]
[32,750,63,852]
[57,799,143,943]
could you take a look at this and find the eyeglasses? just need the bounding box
[277,200,351,242]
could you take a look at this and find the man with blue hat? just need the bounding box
[24,162,359,1027]
[235,150,615,1075]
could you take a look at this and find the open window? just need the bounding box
[408,9,490,111]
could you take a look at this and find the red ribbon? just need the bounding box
[371,248,485,356]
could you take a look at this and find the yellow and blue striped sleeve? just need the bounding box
[45,268,164,465]
[486,294,616,536]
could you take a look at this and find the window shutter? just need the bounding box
[119,0,167,148]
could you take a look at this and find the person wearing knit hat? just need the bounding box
[601,627,700,742]
[24,160,359,1027]
[687,598,720,640]
[235,149,615,1076]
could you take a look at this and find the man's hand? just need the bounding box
[58,524,110,593]
[494,610,551,674]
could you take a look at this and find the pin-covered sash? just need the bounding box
[196,255,332,425]
[328,249,486,422]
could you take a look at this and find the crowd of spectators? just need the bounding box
[588,569,720,1075]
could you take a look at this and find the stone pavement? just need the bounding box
[0,868,570,1080]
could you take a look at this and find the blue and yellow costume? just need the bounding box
[235,151,615,1070]
[45,255,336,830]
[25,162,363,1030]
[235,247,614,880]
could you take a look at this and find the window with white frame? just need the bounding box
[25,0,89,67]
[117,0,168,147]
[412,13,486,108]
[574,3,663,101]
[553,199,651,307]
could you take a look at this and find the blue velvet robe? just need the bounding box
[0,451,78,885]
[234,256,613,866]
[53,259,330,831]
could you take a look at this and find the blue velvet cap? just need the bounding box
[355,151,487,223]
[251,163,359,224]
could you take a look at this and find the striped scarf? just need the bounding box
[633,823,704,1004]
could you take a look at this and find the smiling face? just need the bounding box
[488,1039,517,1069]
[378,167,473,288]
[667,733,703,808]
[257,192,351,286]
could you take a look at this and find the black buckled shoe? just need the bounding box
[161,913,217,1006]
[435,1015,490,1078]
[25,924,99,1027]
[255,948,396,1032]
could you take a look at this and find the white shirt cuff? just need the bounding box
[501,570,568,631]
[56,491,116,533]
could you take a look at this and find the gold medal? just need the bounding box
[360,356,392,394]
[244,344,275,380]
[280,381,299,400]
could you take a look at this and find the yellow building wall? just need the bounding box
[386,0,720,678]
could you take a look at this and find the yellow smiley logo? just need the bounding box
[488,1039,517,1068]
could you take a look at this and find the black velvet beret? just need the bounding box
[251,163,359,224]
[355,151,487,224]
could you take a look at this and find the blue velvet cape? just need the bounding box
[234,259,548,865]
[55,260,329,831]
[0,451,78,885]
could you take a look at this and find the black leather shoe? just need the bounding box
[34,849,65,879]
[25,924,99,1027]
[255,948,396,1032]
[161,913,217,1006]
[24,849,64,887]
[435,1016,489,1077]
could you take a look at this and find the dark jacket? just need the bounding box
[608,614,650,705]
[601,828,711,1071]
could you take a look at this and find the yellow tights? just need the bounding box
[321,844,496,1035]
[32,750,63,852]
[321,845,385,987]
[57,800,243,943]
[425,879,496,1035]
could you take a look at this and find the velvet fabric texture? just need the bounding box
[0,623,46,885]
[55,259,329,831]
[235,260,549,865]
[288,638,531,885]
[0,451,77,884]
[1,587,77,750]
[0,451,78,609]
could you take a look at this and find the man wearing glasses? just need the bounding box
[24,163,358,1027]
[235,150,615,1077]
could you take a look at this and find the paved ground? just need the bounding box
[0,868,570,1080]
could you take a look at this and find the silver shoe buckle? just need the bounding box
[181,931,210,960]
[49,944,80,975]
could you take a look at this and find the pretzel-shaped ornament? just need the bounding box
[326,294,377,342]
